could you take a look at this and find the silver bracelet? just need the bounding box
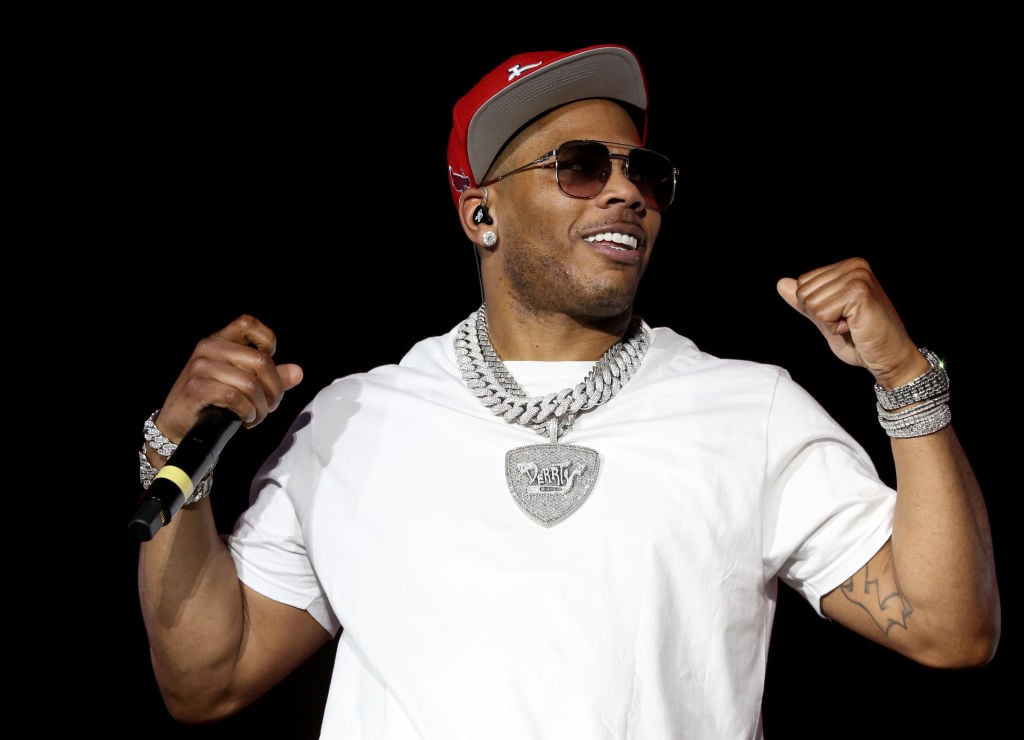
[877,403,952,438]
[873,348,949,411]
[138,447,213,505]
[144,409,178,457]
[876,392,950,423]
[140,410,214,506]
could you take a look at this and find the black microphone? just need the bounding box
[128,406,242,542]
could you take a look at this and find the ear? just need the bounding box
[458,187,496,246]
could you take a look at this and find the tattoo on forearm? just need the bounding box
[838,563,913,636]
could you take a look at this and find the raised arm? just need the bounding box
[136,314,330,723]
[776,258,999,668]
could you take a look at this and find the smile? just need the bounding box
[584,232,639,250]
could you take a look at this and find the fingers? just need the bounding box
[775,276,800,313]
[782,258,877,337]
[211,313,279,356]
[777,258,918,373]
[156,315,304,441]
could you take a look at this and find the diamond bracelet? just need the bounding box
[873,348,949,411]
[139,409,213,506]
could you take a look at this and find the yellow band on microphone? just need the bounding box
[154,465,195,497]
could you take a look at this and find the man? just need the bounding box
[135,44,999,738]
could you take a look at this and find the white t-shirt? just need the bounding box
[227,320,895,739]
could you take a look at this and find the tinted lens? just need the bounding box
[555,142,612,198]
[626,147,676,211]
[555,141,676,210]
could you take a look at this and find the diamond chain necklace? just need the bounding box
[454,305,652,526]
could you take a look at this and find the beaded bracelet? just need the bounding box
[139,409,213,506]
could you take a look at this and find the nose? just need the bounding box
[599,153,646,211]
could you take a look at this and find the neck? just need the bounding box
[482,302,634,362]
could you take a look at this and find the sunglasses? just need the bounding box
[481,139,678,212]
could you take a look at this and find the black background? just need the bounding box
[92,16,1018,739]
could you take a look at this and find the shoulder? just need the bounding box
[640,324,838,427]
[645,324,791,386]
[306,319,464,404]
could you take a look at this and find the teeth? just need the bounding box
[585,232,638,250]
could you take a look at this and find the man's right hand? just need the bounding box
[153,314,304,447]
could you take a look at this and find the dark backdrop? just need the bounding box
[100,19,1015,739]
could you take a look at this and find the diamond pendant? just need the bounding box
[459,308,652,529]
[505,443,600,527]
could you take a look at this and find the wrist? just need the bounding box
[873,348,948,411]
[144,409,178,456]
[873,348,952,438]
[139,409,214,507]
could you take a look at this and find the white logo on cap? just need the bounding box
[507,61,542,81]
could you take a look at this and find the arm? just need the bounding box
[777,258,1000,668]
[136,314,331,723]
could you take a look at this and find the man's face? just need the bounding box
[481,98,663,323]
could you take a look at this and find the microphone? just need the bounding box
[128,406,242,542]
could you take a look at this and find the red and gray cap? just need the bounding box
[446,44,649,209]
